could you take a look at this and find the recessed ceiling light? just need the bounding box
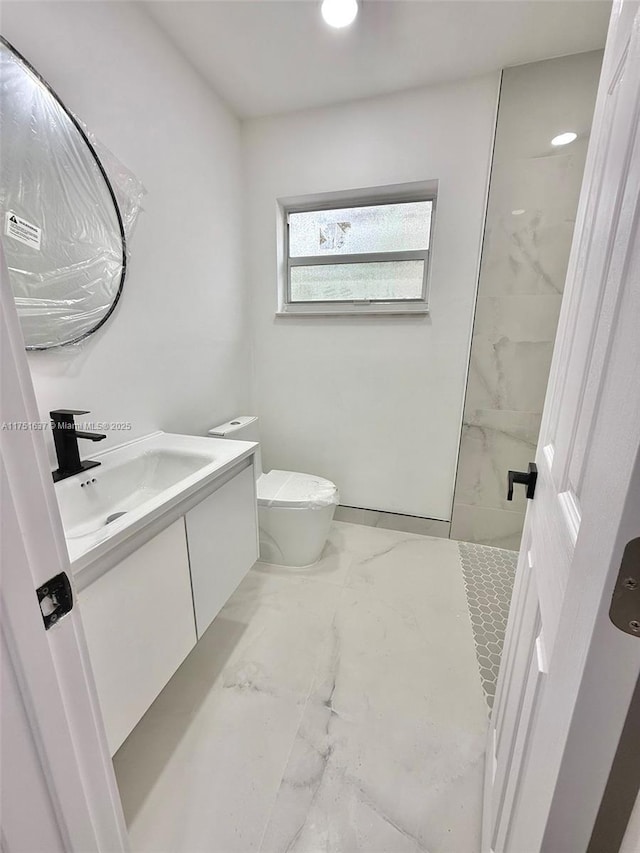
[321,0,358,29]
[512,209,526,216]
[551,131,578,147]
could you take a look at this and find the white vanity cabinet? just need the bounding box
[75,447,259,756]
[186,464,259,638]
[79,520,196,755]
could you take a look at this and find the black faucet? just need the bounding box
[50,409,107,482]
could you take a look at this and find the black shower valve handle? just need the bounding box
[507,462,538,501]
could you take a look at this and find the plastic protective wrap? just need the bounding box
[0,39,144,349]
[258,470,340,510]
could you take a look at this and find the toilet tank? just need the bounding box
[208,416,262,475]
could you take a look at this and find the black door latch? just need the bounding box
[36,572,74,629]
[507,462,538,501]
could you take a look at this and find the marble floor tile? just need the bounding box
[330,519,432,558]
[260,534,488,853]
[114,523,489,853]
[114,572,341,852]
[117,685,305,853]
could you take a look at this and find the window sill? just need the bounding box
[276,304,430,318]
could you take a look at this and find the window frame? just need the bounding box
[277,183,437,316]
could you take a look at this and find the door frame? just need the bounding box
[0,244,128,851]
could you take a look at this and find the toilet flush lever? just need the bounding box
[507,462,538,501]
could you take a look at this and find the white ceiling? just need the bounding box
[144,0,611,118]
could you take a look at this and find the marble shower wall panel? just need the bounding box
[481,151,591,297]
[465,295,562,412]
[455,410,542,513]
[451,51,603,549]
[451,504,525,551]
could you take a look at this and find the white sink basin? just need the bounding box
[59,448,214,539]
[55,431,257,578]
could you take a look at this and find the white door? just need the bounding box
[483,1,640,850]
[0,246,128,851]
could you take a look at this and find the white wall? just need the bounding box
[3,4,499,518]
[2,1,250,464]
[243,77,499,519]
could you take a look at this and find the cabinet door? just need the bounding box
[78,520,196,755]
[186,464,259,638]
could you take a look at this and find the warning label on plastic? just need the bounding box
[4,212,41,250]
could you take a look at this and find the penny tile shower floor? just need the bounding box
[457,542,517,708]
[113,522,491,853]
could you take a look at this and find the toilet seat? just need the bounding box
[257,470,338,509]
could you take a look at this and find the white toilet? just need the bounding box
[208,417,339,568]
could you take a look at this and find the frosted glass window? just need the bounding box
[283,190,435,314]
[289,201,432,257]
[291,261,424,302]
